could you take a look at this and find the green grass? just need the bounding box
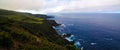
[0,9,78,50]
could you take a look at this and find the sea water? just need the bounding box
[53,13,120,50]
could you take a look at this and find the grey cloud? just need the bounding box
[0,0,43,10]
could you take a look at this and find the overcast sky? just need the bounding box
[0,0,120,14]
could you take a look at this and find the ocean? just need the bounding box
[53,13,120,50]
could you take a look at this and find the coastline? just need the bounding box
[0,9,78,50]
[52,19,81,49]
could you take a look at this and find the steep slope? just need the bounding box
[0,9,77,50]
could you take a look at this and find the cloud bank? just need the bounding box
[0,0,120,14]
[42,0,120,13]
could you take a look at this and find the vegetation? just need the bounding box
[0,9,78,50]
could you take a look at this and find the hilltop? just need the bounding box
[0,9,78,50]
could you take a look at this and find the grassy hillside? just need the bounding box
[0,9,78,50]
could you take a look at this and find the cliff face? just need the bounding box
[0,9,77,50]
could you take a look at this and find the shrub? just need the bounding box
[0,32,14,48]
[65,44,78,50]
[25,45,39,50]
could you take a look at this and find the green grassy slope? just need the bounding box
[0,9,78,50]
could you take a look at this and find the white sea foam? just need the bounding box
[74,41,81,48]
[61,24,66,27]
[52,26,56,29]
[65,34,81,48]
[81,47,84,50]
[90,43,97,45]
[65,35,75,42]
[65,38,73,42]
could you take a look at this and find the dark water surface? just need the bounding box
[54,13,120,50]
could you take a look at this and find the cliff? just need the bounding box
[0,9,78,50]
